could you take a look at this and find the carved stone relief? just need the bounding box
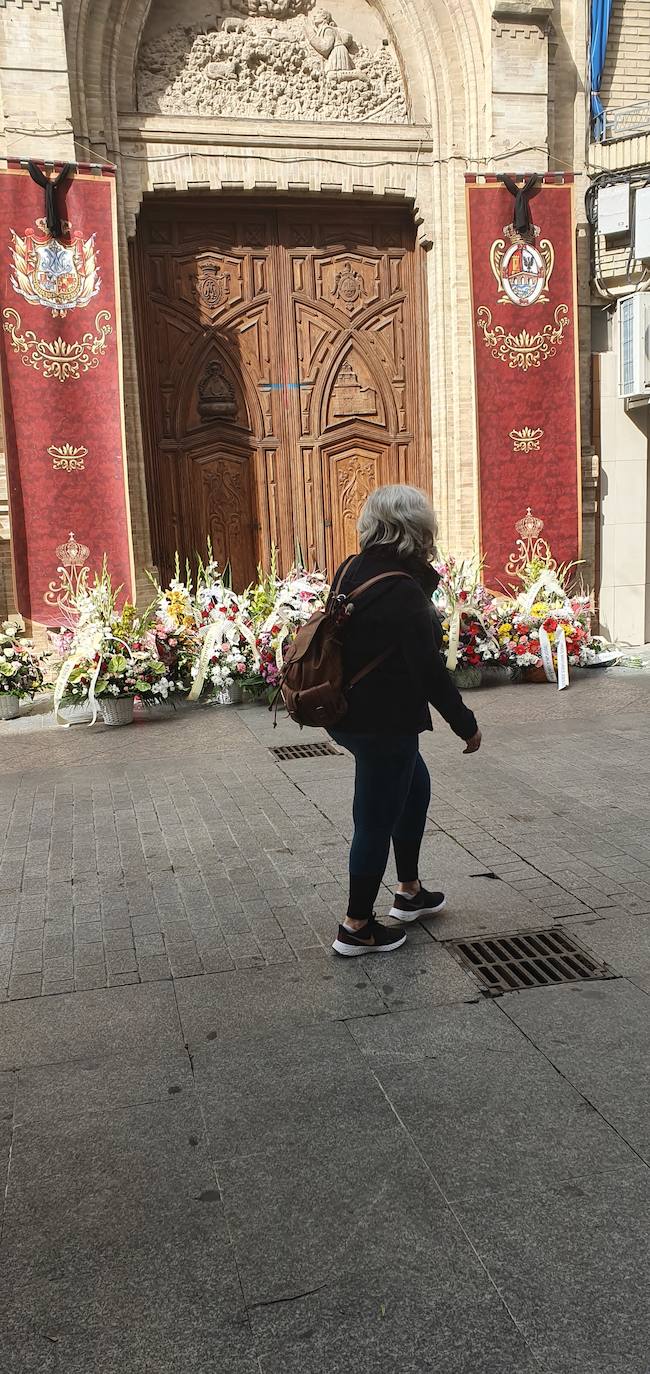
[137,1,408,124]
[330,359,377,419]
[317,255,380,316]
[175,253,243,322]
[334,451,379,553]
[197,360,238,420]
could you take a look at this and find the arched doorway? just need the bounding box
[131,196,432,586]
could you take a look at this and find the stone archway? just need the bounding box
[63,0,488,575]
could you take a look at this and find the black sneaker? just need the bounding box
[332,917,407,957]
[389,886,446,923]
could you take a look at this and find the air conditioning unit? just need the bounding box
[618,293,650,401]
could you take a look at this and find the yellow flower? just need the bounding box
[499,622,512,637]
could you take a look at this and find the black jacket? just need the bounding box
[333,547,478,741]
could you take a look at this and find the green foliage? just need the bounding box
[248,544,280,629]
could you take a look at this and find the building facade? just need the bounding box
[0,0,646,642]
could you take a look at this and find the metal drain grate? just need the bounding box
[270,742,341,761]
[448,928,612,994]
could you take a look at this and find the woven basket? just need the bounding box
[521,665,548,684]
[59,701,95,725]
[101,696,135,727]
[0,693,20,721]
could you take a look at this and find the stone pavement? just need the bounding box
[1,670,649,1371]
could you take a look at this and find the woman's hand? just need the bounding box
[463,730,482,754]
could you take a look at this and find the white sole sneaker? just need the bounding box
[388,896,447,923]
[332,930,407,956]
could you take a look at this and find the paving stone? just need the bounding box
[347,998,526,1065]
[251,1291,543,1374]
[454,1166,650,1374]
[49,1321,259,1374]
[15,1053,194,1123]
[567,912,650,976]
[0,1324,58,1374]
[175,957,386,1050]
[0,982,183,1069]
[219,1127,487,1308]
[502,980,650,1162]
[373,1031,634,1198]
[196,1021,383,1158]
[0,1099,243,1333]
[7,973,42,1000]
[361,939,479,1010]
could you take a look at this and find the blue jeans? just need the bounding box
[329,732,431,920]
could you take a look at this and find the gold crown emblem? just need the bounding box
[56,532,90,566]
[515,508,544,540]
[503,221,540,245]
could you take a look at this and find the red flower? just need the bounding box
[515,644,528,656]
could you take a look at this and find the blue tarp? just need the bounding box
[590,0,613,139]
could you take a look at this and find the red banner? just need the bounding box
[466,175,581,588]
[0,163,134,625]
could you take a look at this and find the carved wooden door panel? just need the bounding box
[276,207,431,571]
[131,203,290,589]
[132,201,431,585]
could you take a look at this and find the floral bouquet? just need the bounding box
[497,595,592,675]
[433,553,500,683]
[249,565,329,700]
[186,556,258,702]
[0,632,45,715]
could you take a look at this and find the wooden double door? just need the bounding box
[132,199,432,587]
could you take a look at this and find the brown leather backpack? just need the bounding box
[274,561,412,728]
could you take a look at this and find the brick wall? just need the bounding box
[601,0,650,110]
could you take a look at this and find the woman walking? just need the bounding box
[330,485,481,956]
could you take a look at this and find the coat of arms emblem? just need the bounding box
[332,263,366,310]
[10,218,100,317]
[490,221,554,307]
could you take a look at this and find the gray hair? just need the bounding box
[357,485,438,561]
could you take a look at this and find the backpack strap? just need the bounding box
[345,570,415,688]
[346,570,413,602]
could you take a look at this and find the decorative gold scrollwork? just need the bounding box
[476,304,569,371]
[47,443,89,472]
[509,427,544,453]
[2,308,111,382]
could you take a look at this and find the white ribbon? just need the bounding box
[538,625,570,690]
[188,612,259,703]
[556,625,569,690]
[53,627,104,727]
[538,627,556,684]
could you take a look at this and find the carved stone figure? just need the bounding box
[198,360,237,420]
[307,8,360,81]
[137,6,408,124]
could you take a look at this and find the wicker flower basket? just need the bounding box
[216,681,243,706]
[59,701,95,725]
[521,665,548,684]
[450,666,482,690]
[101,696,135,727]
[0,693,20,720]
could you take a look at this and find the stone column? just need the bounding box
[0,0,75,618]
[490,0,554,166]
